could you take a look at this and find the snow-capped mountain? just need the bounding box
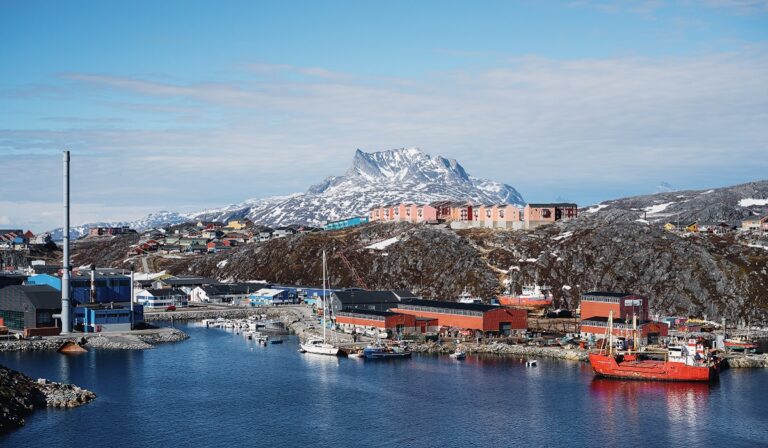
[188,148,525,226]
[584,180,768,224]
[48,148,525,237]
[49,211,189,241]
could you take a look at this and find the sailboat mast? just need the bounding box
[322,250,327,343]
[633,313,638,352]
[608,310,614,356]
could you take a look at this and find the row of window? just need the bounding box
[0,310,24,330]
[581,296,622,304]
[397,305,484,317]
[336,312,386,321]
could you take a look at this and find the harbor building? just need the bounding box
[329,290,416,314]
[391,299,528,336]
[189,283,267,304]
[579,291,666,344]
[73,302,144,333]
[0,285,62,334]
[249,288,291,306]
[335,309,421,336]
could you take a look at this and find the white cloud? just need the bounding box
[2,48,767,231]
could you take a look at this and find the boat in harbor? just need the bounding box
[588,311,720,382]
[363,340,411,360]
[497,284,553,309]
[450,349,466,360]
[724,337,759,352]
[299,250,340,356]
[457,288,483,305]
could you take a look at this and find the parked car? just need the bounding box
[165,305,177,311]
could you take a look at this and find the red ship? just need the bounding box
[724,337,759,352]
[497,285,553,309]
[588,312,720,382]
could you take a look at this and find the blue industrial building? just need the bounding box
[249,289,291,306]
[323,216,369,231]
[27,270,131,304]
[73,303,144,333]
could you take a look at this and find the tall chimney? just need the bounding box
[61,150,71,334]
[90,264,96,304]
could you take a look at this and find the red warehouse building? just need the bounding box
[580,317,669,345]
[335,309,420,335]
[580,291,649,321]
[392,299,527,336]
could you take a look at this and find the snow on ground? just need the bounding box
[552,231,573,241]
[700,189,715,195]
[365,237,400,251]
[739,198,768,207]
[562,285,572,290]
[217,259,229,269]
[636,219,649,224]
[747,244,768,251]
[585,204,609,214]
[526,258,538,262]
[509,266,520,271]
[643,202,676,215]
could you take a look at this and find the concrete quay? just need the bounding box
[0,327,189,352]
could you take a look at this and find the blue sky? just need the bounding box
[1,0,767,231]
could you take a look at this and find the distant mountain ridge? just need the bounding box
[189,148,526,225]
[585,180,768,225]
[50,148,526,239]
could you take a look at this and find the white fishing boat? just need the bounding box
[450,349,467,360]
[300,250,340,356]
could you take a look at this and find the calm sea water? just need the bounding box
[2,323,767,448]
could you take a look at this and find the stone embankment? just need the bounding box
[143,307,269,322]
[0,327,189,352]
[410,341,589,362]
[0,364,95,434]
[726,353,768,368]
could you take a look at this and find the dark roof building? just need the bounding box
[330,290,405,313]
[0,285,62,330]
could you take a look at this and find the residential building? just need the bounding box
[225,219,252,230]
[272,227,297,238]
[190,283,267,304]
[153,276,218,294]
[324,216,370,231]
[523,203,578,229]
[741,215,768,232]
[684,222,699,233]
[135,288,189,309]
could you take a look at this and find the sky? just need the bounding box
[1,0,767,232]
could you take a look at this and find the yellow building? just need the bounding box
[663,223,676,231]
[226,219,251,230]
[684,222,698,233]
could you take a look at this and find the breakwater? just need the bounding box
[0,328,189,352]
[726,353,768,368]
[0,364,95,434]
[409,341,589,362]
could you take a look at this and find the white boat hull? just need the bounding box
[300,343,339,356]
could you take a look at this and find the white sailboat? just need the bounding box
[300,250,340,356]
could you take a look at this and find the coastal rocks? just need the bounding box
[0,365,95,434]
[0,328,189,352]
[726,354,768,368]
[410,341,590,362]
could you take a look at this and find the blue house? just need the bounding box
[323,216,369,231]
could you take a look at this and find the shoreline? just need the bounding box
[0,327,189,352]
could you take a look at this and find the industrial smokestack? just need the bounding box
[90,264,96,304]
[61,150,71,334]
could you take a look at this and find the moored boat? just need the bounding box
[497,284,553,309]
[589,311,719,382]
[299,250,340,357]
[724,337,759,352]
[363,342,411,360]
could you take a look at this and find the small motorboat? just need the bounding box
[526,359,538,367]
[269,338,283,344]
[450,350,467,360]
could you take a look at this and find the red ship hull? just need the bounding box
[588,353,718,382]
[724,341,758,350]
[498,296,553,308]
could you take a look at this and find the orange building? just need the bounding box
[523,203,578,229]
[392,299,527,336]
[580,317,669,345]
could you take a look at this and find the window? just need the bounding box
[499,209,505,219]
[0,310,24,330]
[486,210,491,218]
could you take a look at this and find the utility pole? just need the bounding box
[61,150,72,334]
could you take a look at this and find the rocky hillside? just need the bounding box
[586,180,768,225]
[119,214,767,323]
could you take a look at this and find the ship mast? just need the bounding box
[608,310,614,356]
[633,313,638,353]
[322,250,327,344]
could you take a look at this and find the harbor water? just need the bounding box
[2,323,767,447]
